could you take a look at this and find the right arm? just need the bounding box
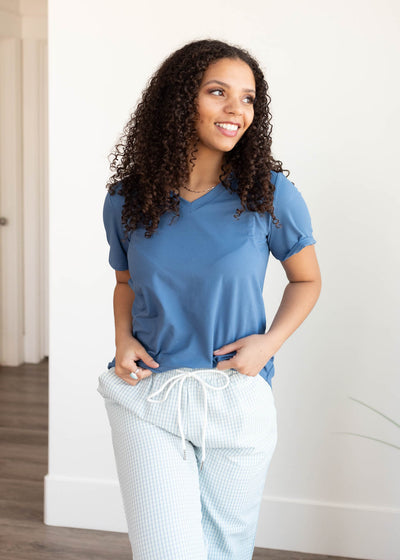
[113,269,159,385]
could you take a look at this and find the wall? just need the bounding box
[45,1,400,558]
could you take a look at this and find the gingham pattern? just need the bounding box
[97,366,277,560]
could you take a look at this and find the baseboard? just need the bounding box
[44,473,128,533]
[256,494,400,560]
[44,474,400,559]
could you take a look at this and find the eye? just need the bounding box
[244,95,255,104]
[209,88,224,96]
[208,88,255,105]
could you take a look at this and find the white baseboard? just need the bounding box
[256,494,400,560]
[44,474,400,559]
[44,474,128,533]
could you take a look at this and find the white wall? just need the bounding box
[45,1,400,558]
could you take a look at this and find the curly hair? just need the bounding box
[106,38,290,239]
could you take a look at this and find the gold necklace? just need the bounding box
[182,181,220,194]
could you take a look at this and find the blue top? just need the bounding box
[103,170,316,386]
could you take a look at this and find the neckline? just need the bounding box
[179,182,224,210]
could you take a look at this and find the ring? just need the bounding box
[129,367,141,380]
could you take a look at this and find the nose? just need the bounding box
[224,96,243,115]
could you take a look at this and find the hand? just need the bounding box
[115,334,159,386]
[213,334,277,377]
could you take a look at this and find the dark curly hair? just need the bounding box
[106,38,290,239]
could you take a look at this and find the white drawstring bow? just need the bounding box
[146,369,230,471]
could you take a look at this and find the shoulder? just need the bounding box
[103,181,128,230]
[270,170,279,185]
[270,171,305,207]
[107,180,125,202]
[230,169,300,205]
[230,169,281,193]
[271,170,294,192]
[104,181,125,213]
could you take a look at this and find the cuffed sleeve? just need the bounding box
[267,172,316,261]
[102,185,129,270]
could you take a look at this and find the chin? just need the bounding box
[214,139,240,151]
[200,136,240,153]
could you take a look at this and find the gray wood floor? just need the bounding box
[0,359,361,559]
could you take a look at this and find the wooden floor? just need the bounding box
[0,359,361,560]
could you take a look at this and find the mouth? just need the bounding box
[215,122,240,137]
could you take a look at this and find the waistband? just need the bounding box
[146,368,233,470]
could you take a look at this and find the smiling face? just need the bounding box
[193,57,256,155]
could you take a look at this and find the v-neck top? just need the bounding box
[103,170,316,387]
[178,182,225,210]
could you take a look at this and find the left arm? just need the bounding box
[214,245,321,376]
[264,243,321,353]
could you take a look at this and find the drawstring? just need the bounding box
[146,369,230,471]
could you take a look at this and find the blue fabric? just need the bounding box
[103,171,316,386]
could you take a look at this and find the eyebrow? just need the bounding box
[202,79,256,94]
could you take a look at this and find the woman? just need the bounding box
[98,38,321,560]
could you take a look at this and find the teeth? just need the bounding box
[216,122,239,131]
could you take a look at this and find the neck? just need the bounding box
[186,145,228,189]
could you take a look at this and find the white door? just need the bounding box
[0,37,24,365]
[0,32,48,365]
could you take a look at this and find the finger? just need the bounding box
[114,366,147,385]
[115,372,141,386]
[135,367,153,380]
[118,371,149,387]
[139,355,159,368]
[215,358,235,371]
[214,342,239,355]
[124,356,156,376]
[119,359,149,379]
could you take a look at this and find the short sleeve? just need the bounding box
[267,172,316,261]
[102,186,129,271]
